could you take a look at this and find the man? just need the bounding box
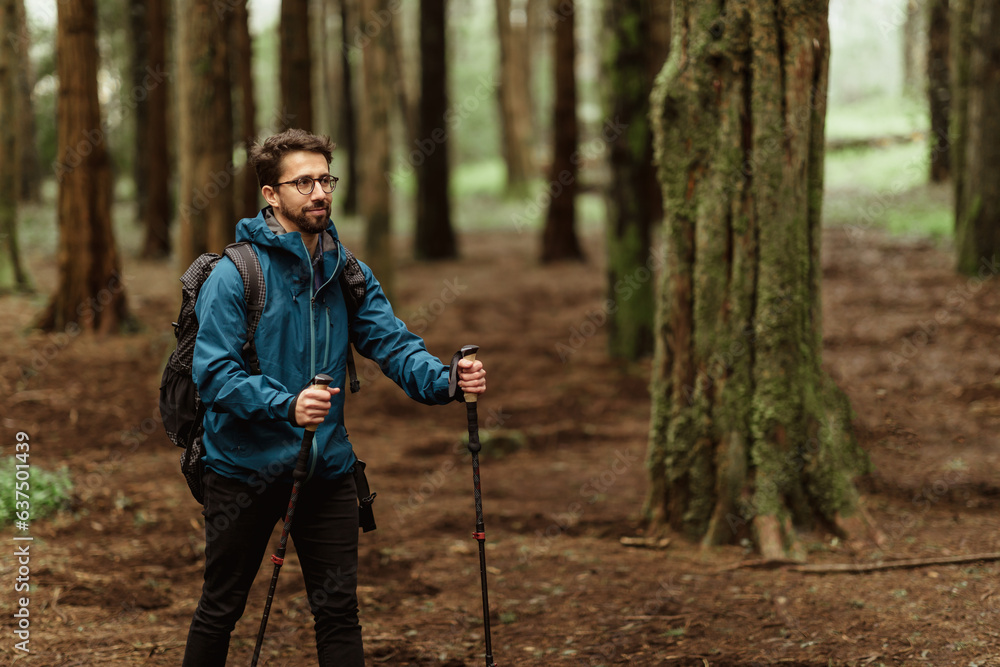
[182,128,486,666]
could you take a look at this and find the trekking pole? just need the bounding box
[251,373,333,667]
[451,345,498,667]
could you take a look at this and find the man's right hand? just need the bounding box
[294,385,340,427]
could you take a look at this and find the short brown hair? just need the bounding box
[249,128,337,190]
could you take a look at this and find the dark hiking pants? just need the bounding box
[182,469,363,666]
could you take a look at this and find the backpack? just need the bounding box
[159,240,369,505]
[159,242,265,504]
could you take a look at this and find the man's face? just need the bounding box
[267,150,332,235]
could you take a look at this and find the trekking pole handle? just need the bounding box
[304,374,334,432]
[461,345,479,404]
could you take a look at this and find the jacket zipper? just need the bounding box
[306,236,342,479]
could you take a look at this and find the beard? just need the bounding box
[278,200,330,235]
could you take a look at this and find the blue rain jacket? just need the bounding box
[193,207,453,482]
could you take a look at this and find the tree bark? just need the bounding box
[359,0,395,296]
[951,0,973,244]
[129,0,150,229]
[955,0,1000,275]
[176,0,235,267]
[903,0,927,98]
[14,0,39,203]
[340,0,360,215]
[415,0,457,261]
[495,0,535,192]
[139,0,171,258]
[40,0,129,333]
[928,0,950,183]
[540,0,583,263]
[281,0,314,131]
[0,0,29,291]
[231,0,260,217]
[603,0,670,361]
[646,0,868,557]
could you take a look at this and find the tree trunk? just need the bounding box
[359,0,395,296]
[903,0,927,98]
[646,0,869,558]
[603,0,670,361]
[139,0,171,258]
[414,0,457,261]
[951,0,973,243]
[231,0,259,217]
[0,0,29,291]
[14,0,39,203]
[312,0,329,136]
[386,14,417,150]
[324,0,342,141]
[928,0,950,183]
[129,0,150,229]
[281,0,314,131]
[40,0,129,333]
[540,0,583,263]
[340,0,360,215]
[955,0,1000,275]
[495,0,535,192]
[176,0,235,267]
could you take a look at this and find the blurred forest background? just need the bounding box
[0,0,956,273]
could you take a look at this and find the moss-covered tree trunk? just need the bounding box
[954,0,1000,276]
[928,0,951,183]
[603,0,670,361]
[646,0,869,559]
[40,0,129,333]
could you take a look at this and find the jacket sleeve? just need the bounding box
[349,261,453,405]
[193,258,298,421]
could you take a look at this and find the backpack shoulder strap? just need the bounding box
[224,242,265,375]
[338,244,366,393]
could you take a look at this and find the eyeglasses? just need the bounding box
[271,175,339,195]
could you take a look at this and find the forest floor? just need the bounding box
[3,224,1000,667]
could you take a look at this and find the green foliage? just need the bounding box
[824,142,953,241]
[0,457,73,524]
[826,95,927,142]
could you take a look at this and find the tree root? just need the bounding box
[723,552,1000,574]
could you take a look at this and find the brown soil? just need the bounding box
[3,226,1000,666]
